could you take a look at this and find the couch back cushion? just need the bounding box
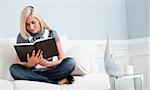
[65,41,106,75]
[0,38,16,80]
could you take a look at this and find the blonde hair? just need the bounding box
[20,6,51,39]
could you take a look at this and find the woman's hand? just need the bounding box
[39,41,64,67]
[38,58,48,67]
[39,58,62,67]
[25,49,43,68]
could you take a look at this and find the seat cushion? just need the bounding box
[12,80,61,90]
[0,79,13,90]
[63,73,110,90]
[12,74,110,90]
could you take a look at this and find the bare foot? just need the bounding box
[58,78,69,85]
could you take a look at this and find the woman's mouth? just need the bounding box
[31,29,37,33]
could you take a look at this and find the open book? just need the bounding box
[14,37,59,62]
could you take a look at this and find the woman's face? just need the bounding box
[26,15,41,34]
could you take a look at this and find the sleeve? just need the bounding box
[48,30,60,42]
[17,34,28,44]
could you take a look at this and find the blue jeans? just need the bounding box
[9,57,76,84]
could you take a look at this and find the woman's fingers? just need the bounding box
[39,51,43,59]
[31,50,36,57]
[35,49,41,57]
[29,49,43,63]
[35,49,44,59]
[27,53,30,60]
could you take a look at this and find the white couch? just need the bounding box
[0,36,110,90]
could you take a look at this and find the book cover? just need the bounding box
[14,37,59,62]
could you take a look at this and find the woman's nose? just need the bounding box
[29,24,34,29]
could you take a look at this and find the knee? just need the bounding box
[9,64,22,74]
[63,57,76,68]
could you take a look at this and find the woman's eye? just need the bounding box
[31,21,35,24]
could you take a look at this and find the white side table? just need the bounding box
[109,73,143,90]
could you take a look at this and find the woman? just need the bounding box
[9,6,76,84]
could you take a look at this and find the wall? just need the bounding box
[149,0,150,36]
[0,0,128,40]
[126,0,149,90]
[148,2,150,88]
[129,37,149,90]
[126,0,148,39]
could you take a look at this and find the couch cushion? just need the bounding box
[12,74,110,90]
[12,80,61,90]
[63,73,110,90]
[0,38,16,80]
[65,42,106,75]
[59,35,70,53]
[0,79,13,90]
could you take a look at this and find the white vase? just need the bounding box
[104,56,121,76]
[104,34,121,76]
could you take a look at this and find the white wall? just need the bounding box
[129,37,150,90]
